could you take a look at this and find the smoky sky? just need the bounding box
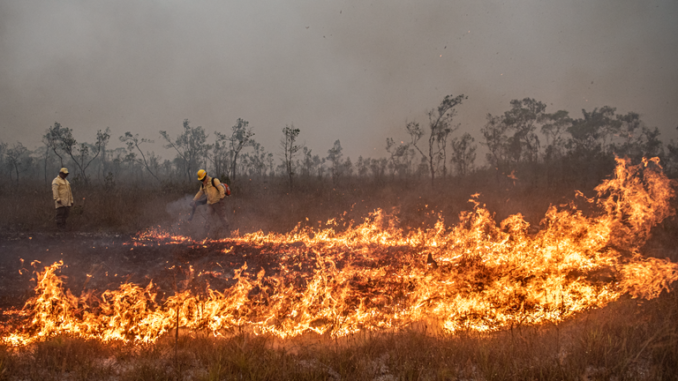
[1,0,677,160]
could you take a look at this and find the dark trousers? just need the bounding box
[55,206,71,227]
[208,201,229,228]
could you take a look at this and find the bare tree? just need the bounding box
[120,132,160,181]
[160,119,212,182]
[6,143,28,183]
[227,118,254,182]
[47,124,110,184]
[245,142,268,177]
[385,137,409,178]
[502,98,546,164]
[481,114,510,171]
[326,139,345,181]
[43,122,66,168]
[210,132,231,179]
[281,124,302,188]
[265,152,275,177]
[406,94,466,186]
[450,133,476,177]
[300,147,313,177]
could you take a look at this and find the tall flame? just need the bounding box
[3,157,677,346]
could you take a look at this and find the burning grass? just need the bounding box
[1,294,678,380]
[2,157,677,351]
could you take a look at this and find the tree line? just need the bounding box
[2,94,678,190]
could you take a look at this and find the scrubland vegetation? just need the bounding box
[2,96,677,235]
[0,169,587,236]
[2,96,678,380]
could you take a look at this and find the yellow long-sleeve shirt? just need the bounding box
[52,176,74,209]
[193,176,225,205]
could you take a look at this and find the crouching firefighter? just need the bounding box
[189,169,231,233]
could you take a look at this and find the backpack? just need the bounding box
[203,177,231,198]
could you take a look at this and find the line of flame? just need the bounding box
[2,158,677,346]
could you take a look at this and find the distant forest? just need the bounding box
[2,95,678,189]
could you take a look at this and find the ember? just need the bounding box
[2,157,677,346]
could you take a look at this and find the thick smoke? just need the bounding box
[1,1,676,157]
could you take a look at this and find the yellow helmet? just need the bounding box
[59,167,69,174]
[197,169,207,181]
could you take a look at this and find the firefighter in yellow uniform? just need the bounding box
[52,167,74,229]
[190,169,229,233]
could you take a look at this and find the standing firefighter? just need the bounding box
[190,169,230,234]
[52,167,74,230]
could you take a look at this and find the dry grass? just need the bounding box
[0,172,585,236]
[1,290,677,380]
[0,181,197,233]
[1,173,678,380]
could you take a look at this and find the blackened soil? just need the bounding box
[0,232,278,313]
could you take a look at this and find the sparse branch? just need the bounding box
[81,128,110,176]
[160,130,188,162]
[406,121,426,160]
[121,131,160,181]
[281,124,302,188]
[228,118,254,181]
[405,94,466,185]
[44,123,65,168]
[161,120,211,182]
[6,142,28,183]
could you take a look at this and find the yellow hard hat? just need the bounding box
[197,169,206,181]
[59,167,69,174]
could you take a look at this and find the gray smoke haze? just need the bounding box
[165,194,212,237]
[1,0,677,158]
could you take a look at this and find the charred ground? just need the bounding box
[1,170,678,380]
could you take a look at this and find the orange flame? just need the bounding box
[3,157,677,346]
